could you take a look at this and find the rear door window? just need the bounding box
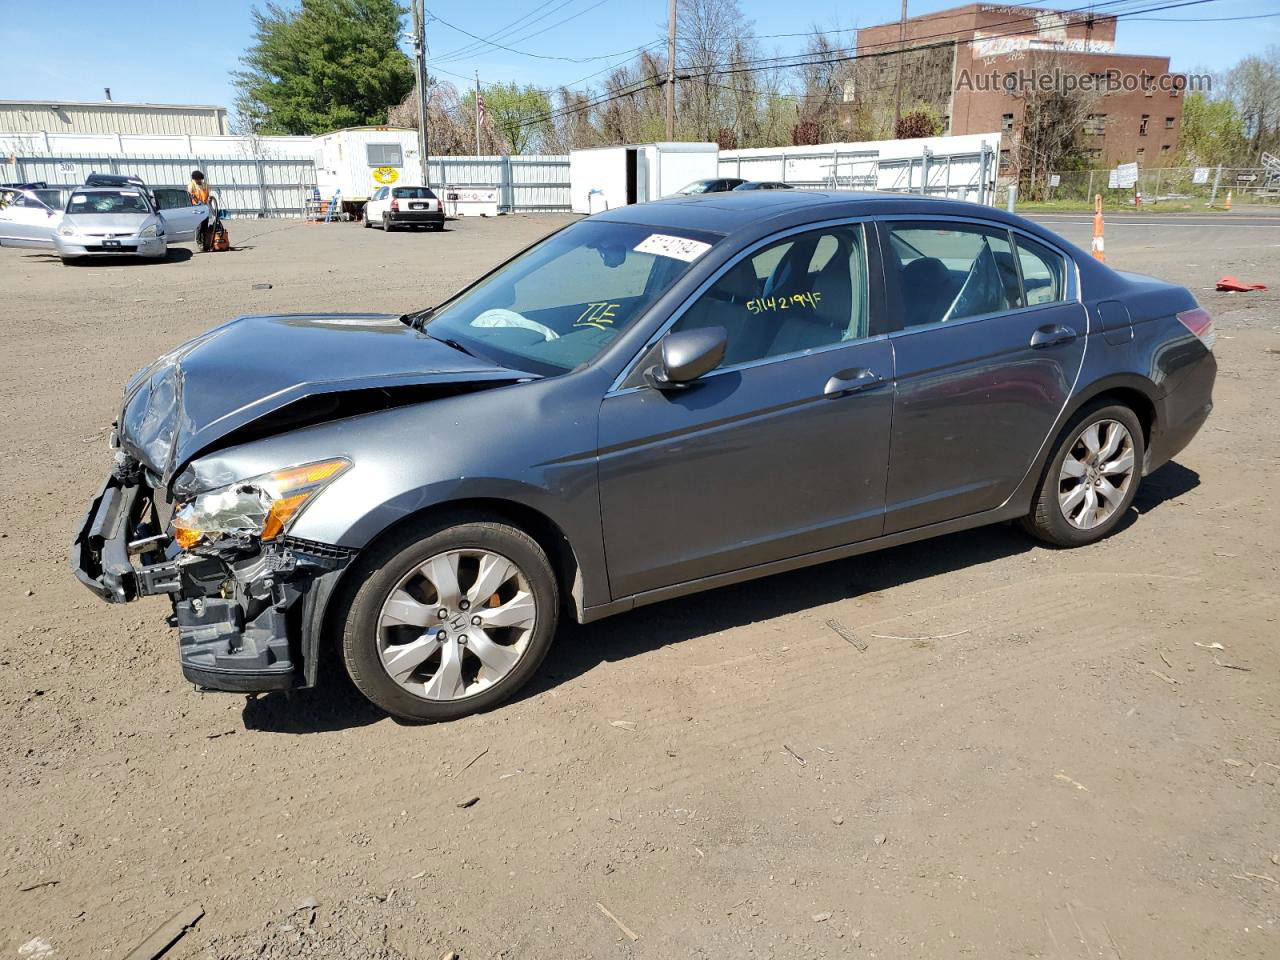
[1013,234,1067,305]
[884,221,1023,329]
[393,187,437,199]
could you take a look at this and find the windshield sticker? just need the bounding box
[119,190,139,196]
[575,302,622,330]
[634,233,711,262]
[71,195,87,203]
[746,291,822,314]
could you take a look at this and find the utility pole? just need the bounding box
[893,0,907,136]
[665,0,676,140]
[412,0,430,185]
[475,71,482,155]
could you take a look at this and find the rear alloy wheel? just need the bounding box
[1020,402,1144,547]
[342,520,558,720]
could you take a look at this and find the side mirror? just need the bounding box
[645,327,726,389]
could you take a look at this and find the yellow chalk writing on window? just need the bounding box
[746,290,822,314]
[575,302,622,330]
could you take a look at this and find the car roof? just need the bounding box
[592,190,1052,238]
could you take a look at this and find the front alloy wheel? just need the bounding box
[377,548,537,701]
[342,519,558,720]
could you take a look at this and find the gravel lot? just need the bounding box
[1,210,1277,960]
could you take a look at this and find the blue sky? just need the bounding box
[0,0,1274,113]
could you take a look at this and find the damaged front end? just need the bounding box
[71,450,353,692]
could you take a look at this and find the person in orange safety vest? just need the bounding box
[188,170,210,205]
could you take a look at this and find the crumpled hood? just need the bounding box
[118,313,532,483]
[64,213,156,234]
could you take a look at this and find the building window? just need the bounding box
[1165,116,1175,129]
[1161,144,1171,154]
[1084,147,1103,163]
[1143,75,1154,96]
[999,149,1012,173]
[1002,112,1014,132]
[1140,114,1150,136]
[1083,113,1107,136]
[366,142,403,167]
[1136,147,1146,165]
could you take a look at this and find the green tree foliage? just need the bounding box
[1179,92,1249,166]
[464,83,552,155]
[234,0,414,135]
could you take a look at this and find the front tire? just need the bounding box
[341,518,559,721]
[1020,401,1144,547]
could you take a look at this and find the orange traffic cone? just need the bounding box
[1225,189,1232,211]
[1091,194,1105,262]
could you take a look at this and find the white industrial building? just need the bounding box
[0,99,228,136]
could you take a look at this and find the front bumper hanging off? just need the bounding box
[71,470,351,692]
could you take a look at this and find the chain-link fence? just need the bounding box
[1041,166,1280,207]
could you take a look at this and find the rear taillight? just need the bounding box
[390,198,400,212]
[1177,306,1216,351]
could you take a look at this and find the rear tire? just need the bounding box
[341,517,559,721]
[1019,401,1145,547]
[381,213,391,232]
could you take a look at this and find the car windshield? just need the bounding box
[67,191,151,215]
[422,220,718,375]
[676,180,716,195]
[393,187,436,199]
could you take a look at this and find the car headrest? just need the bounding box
[718,258,761,300]
[901,256,950,288]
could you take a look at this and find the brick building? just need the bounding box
[847,4,1185,172]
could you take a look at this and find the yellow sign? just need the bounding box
[372,166,399,185]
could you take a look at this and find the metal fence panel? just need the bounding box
[6,150,573,215]
[3,152,317,217]
[426,155,570,212]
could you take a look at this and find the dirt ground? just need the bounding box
[1,209,1277,960]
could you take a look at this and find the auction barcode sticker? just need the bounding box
[634,233,712,262]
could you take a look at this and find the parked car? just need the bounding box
[733,181,795,191]
[72,191,1216,721]
[2,185,208,263]
[365,185,444,231]
[672,177,747,195]
[0,186,63,250]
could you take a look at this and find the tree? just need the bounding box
[463,83,552,154]
[1178,92,1248,166]
[1010,51,1100,199]
[1224,48,1280,158]
[895,107,940,139]
[233,0,414,135]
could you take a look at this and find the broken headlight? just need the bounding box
[171,458,350,550]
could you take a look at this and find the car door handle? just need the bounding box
[1029,324,1077,348]
[824,367,884,398]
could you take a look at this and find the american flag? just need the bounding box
[477,91,487,126]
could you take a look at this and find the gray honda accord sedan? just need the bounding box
[72,191,1216,721]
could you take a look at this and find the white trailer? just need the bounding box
[569,142,718,213]
[312,126,422,203]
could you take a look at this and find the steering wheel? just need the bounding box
[471,308,560,342]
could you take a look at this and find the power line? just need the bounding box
[428,0,574,62]
[509,0,1223,131]
[428,0,613,64]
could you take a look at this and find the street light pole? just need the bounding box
[893,0,907,136]
[412,0,430,186]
